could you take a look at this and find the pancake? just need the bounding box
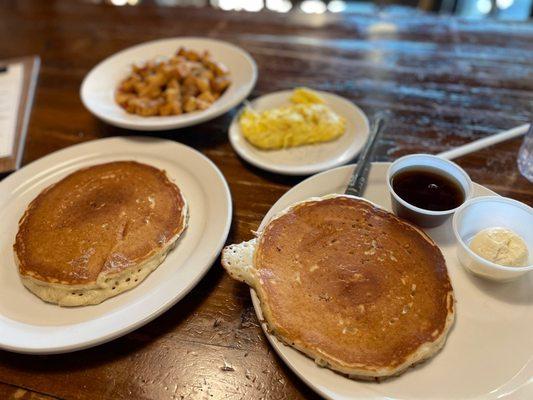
[14,161,188,306]
[222,195,454,379]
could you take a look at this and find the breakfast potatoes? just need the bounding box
[115,47,231,117]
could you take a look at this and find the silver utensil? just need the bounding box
[345,112,388,196]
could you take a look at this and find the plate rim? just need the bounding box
[0,136,232,354]
[228,89,370,175]
[250,162,504,400]
[80,37,258,131]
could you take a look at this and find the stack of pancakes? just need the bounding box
[14,161,188,306]
[222,195,454,379]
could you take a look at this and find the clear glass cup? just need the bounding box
[517,123,533,182]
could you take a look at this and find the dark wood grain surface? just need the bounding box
[0,1,532,399]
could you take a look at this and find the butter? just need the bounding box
[469,227,529,267]
[239,88,346,150]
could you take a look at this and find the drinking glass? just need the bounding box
[517,123,533,182]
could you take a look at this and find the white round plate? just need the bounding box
[228,90,369,175]
[252,163,532,400]
[81,37,257,131]
[0,137,232,354]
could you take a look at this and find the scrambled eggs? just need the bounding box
[239,88,346,150]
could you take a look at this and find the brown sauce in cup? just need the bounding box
[391,168,465,211]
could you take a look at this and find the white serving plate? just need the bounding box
[228,90,369,175]
[252,162,533,400]
[0,137,232,354]
[81,37,257,131]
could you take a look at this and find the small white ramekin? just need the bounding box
[452,196,533,282]
[386,154,473,228]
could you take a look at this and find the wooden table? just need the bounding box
[0,1,532,399]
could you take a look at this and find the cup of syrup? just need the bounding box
[387,154,473,228]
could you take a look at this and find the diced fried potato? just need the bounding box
[184,49,201,61]
[195,77,210,93]
[147,73,166,87]
[211,76,231,92]
[167,79,180,90]
[165,87,181,103]
[170,55,187,64]
[204,59,229,77]
[200,69,214,81]
[161,64,180,80]
[188,61,205,76]
[137,106,158,117]
[159,101,182,116]
[183,75,199,97]
[201,50,211,61]
[183,74,196,87]
[132,64,145,75]
[213,62,229,77]
[158,103,173,116]
[119,74,141,92]
[197,91,215,103]
[135,83,150,97]
[183,97,197,113]
[137,83,160,99]
[116,47,231,117]
[130,98,159,116]
[175,62,191,78]
[115,91,133,106]
[125,102,137,113]
[196,99,211,110]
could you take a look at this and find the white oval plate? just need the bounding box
[252,163,533,400]
[0,137,232,354]
[229,90,369,175]
[81,37,257,131]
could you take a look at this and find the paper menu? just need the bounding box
[0,56,39,173]
[0,62,23,158]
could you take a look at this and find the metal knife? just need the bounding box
[345,111,388,196]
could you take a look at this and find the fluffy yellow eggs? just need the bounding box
[239,88,346,150]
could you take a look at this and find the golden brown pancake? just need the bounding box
[14,161,188,306]
[222,195,454,379]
